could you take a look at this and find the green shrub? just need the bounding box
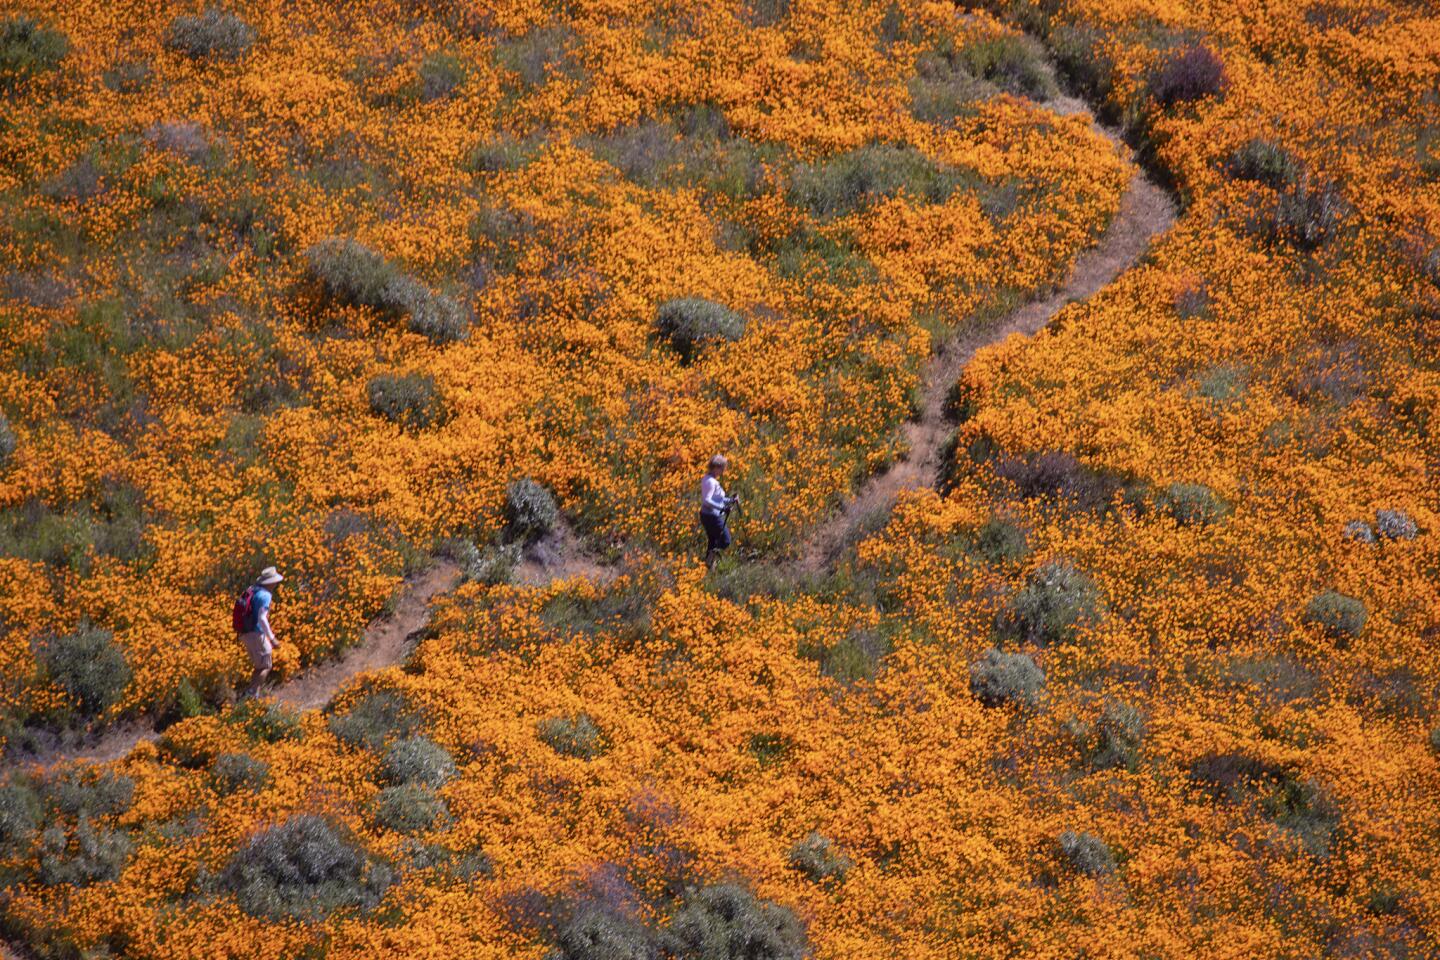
[788,143,959,219]
[1057,830,1115,876]
[404,840,492,880]
[228,699,303,743]
[467,134,536,173]
[418,50,466,101]
[1262,777,1341,857]
[399,284,469,344]
[452,540,520,585]
[1049,23,1114,103]
[1162,482,1226,526]
[102,58,152,93]
[164,8,255,61]
[0,15,68,85]
[803,628,891,686]
[212,753,270,794]
[1374,509,1418,541]
[381,736,457,787]
[969,648,1044,709]
[787,831,852,884]
[37,816,133,886]
[493,24,575,89]
[306,237,403,310]
[0,780,43,849]
[1196,363,1244,404]
[0,413,15,465]
[1174,282,1211,320]
[328,689,425,751]
[366,373,446,430]
[1147,43,1226,108]
[973,516,1028,566]
[221,815,396,921]
[43,770,135,819]
[1226,138,1300,190]
[538,713,607,760]
[1428,726,1440,754]
[1251,174,1343,251]
[38,623,131,719]
[660,882,808,960]
[957,33,1054,100]
[372,784,448,835]
[1005,560,1100,646]
[468,200,533,272]
[306,239,467,343]
[553,906,656,960]
[655,297,747,363]
[1304,591,1367,643]
[745,0,791,27]
[1083,701,1145,771]
[504,477,559,543]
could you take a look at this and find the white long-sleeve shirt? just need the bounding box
[701,475,730,515]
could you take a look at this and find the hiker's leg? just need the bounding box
[241,632,273,698]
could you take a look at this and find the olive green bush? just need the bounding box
[221,815,396,921]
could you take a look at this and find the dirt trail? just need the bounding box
[21,97,1173,773]
[796,97,1177,572]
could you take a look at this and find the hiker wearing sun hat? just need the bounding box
[234,566,284,699]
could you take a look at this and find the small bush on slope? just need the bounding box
[220,815,395,921]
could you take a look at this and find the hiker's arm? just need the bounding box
[258,607,278,646]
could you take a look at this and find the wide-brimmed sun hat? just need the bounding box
[256,566,285,585]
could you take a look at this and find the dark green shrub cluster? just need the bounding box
[1174,282,1212,320]
[1250,174,1344,251]
[787,831,852,884]
[972,516,1029,566]
[956,32,1055,100]
[305,237,468,343]
[1056,830,1115,876]
[1080,700,1145,771]
[538,713,607,760]
[220,815,396,921]
[328,688,425,751]
[969,648,1045,709]
[211,753,271,794]
[102,58,152,94]
[493,24,576,89]
[662,882,808,959]
[228,698,303,743]
[1161,482,1226,526]
[1147,43,1226,107]
[373,784,448,835]
[2,771,136,887]
[467,133,537,173]
[381,736,457,787]
[0,15,68,85]
[993,450,1123,514]
[366,372,446,430]
[1262,777,1341,857]
[418,50,466,101]
[504,477,560,543]
[802,627,891,686]
[0,413,15,465]
[37,816,134,886]
[164,8,255,61]
[1049,22,1114,104]
[1226,138,1300,190]
[1373,509,1419,541]
[1304,591,1367,644]
[788,143,959,219]
[0,780,43,852]
[655,297,747,363]
[37,623,131,720]
[1004,560,1100,646]
[551,882,808,960]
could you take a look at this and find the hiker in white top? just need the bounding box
[699,454,738,568]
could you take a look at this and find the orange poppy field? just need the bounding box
[0,0,1437,958]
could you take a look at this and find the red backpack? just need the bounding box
[231,586,256,634]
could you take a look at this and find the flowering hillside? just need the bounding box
[2,0,1438,958]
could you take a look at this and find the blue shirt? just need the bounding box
[248,587,272,633]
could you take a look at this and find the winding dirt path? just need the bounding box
[22,95,1173,773]
[796,97,1176,572]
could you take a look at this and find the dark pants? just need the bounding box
[700,510,731,552]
